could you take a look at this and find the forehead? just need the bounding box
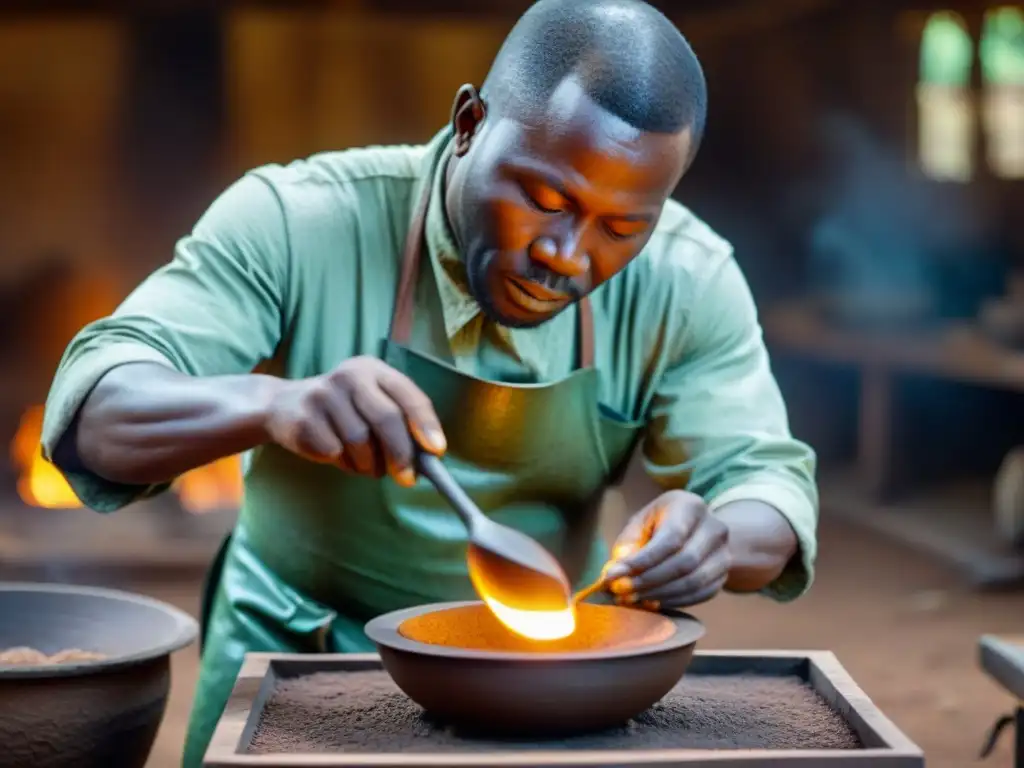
[490,77,691,203]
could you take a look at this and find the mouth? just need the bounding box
[503,277,571,315]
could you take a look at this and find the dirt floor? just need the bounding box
[71,516,1024,767]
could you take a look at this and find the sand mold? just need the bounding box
[249,670,862,754]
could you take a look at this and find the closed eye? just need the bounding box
[603,217,650,240]
[519,180,569,214]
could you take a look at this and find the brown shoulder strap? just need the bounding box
[388,159,595,370]
[577,296,594,369]
[389,175,433,346]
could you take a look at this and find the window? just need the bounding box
[917,11,975,181]
[916,6,1024,181]
[981,6,1024,178]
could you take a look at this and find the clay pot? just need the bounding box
[0,583,198,768]
[364,600,704,736]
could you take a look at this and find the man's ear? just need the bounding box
[450,84,487,157]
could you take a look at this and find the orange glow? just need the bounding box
[175,455,245,514]
[481,595,577,641]
[10,404,243,513]
[11,406,82,509]
[466,545,577,642]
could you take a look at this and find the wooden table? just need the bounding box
[762,302,1024,588]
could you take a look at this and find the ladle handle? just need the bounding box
[415,452,481,532]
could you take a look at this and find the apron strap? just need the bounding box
[388,156,595,370]
[578,295,594,370]
[389,175,432,348]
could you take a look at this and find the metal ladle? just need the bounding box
[415,453,573,614]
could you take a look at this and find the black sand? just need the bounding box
[248,670,862,754]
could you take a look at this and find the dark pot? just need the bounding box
[0,582,198,768]
[364,601,705,736]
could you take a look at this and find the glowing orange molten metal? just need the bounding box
[481,597,577,641]
[466,545,577,641]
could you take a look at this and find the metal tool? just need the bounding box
[415,452,573,614]
[572,509,659,605]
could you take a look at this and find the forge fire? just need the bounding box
[10,405,244,513]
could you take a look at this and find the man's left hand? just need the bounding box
[603,490,731,610]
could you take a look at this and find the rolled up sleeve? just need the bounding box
[641,253,819,602]
[40,173,290,512]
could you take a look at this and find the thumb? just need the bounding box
[608,504,660,575]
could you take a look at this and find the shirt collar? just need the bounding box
[420,126,483,340]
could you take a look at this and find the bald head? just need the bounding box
[481,0,706,142]
[442,0,706,330]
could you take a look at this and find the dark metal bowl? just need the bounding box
[364,600,704,736]
[0,582,199,768]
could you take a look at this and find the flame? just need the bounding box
[482,595,577,641]
[10,404,243,513]
[175,455,245,514]
[11,406,82,509]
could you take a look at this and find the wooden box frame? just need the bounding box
[204,650,925,767]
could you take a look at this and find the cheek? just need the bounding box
[589,239,652,285]
[487,198,542,251]
[590,254,630,285]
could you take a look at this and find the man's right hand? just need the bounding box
[263,356,446,487]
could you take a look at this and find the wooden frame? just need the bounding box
[204,650,924,767]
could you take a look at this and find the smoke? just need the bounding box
[806,112,981,314]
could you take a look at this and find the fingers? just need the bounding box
[288,412,345,464]
[376,368,447,455]
[349,383,419,485]
[608,501,700,581]
[276,358,448,485]
[624,517,728,596]
[629,547,731,608]
[317,385,380,477]
[610,508,657,561]
[604,491,731,610]
[324,359,445,487]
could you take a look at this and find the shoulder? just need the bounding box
[599,199,735,318]
[244,142,428,222]
[194,142,428,241]
[638,198,735,289]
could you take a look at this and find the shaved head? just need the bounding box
[443,0,706,329]
[482,0,706,143]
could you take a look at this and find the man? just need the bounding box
[41,0,818,764]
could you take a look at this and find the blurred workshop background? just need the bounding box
[0,1,1022,766]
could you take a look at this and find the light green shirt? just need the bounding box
[41,127,818,601]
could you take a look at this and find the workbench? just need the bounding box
[979,635,1024,766]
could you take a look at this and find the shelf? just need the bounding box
[762,302,1024,394]
[821,468,1024,589]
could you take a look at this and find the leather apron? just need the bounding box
[181,149,643,768]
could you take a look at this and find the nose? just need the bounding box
[528,235,589,278]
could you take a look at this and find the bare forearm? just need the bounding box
[716,499,800,593]
[61,362,280,486]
